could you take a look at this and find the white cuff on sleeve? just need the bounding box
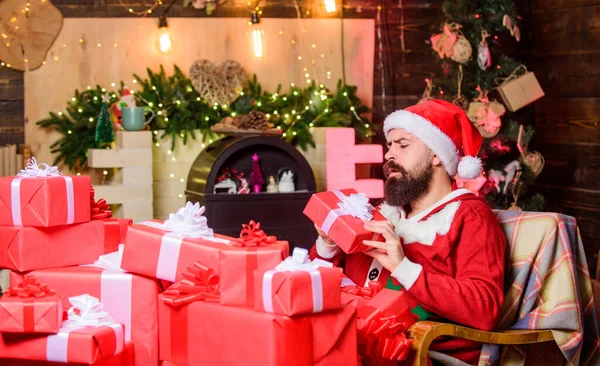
[391,257,423,290]
[315,236,341,259]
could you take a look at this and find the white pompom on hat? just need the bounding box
[383,99,483,180]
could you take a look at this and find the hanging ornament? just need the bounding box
[515,124,545,178]
[503,14,521,42]
[189,59,247,106]
[430,24,458,59]
[477,30,492,71]
[418,78,434,104]
[507,171,524,211]
[467,86,506,138]
[503,160,522,195]
[451,35,472,64]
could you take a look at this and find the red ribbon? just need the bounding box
[162,262,220,307]
[356,305,413,363]
[232,220,277,247]
[341,280,383,299]
[90,187,112,220]
[4,276,55,298]
[4,276,57,333]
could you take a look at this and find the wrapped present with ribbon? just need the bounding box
[0,294,129,364]
[0,157,91,227]
[0,217,131,272]
[0,276,63,334]
[303,189,386,254]
[10,254,161,366]
[162,262,220,307]
[496,65,545,112]
[255,247,342,316]
[218,220,289,306]
[158,284,358,366]
[121,202,236,282]
[342,285,416,365]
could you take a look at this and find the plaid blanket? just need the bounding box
[478,211,600,365]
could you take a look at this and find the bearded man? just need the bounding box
[310,99,506,364]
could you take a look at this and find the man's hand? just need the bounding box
[363,220,405,272]
[315,224,337,246]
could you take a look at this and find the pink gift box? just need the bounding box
[0,294,63,334]
[11,267,160,366]
[0,175,91,227]
[255,265,343,316]
[303,189,386,254]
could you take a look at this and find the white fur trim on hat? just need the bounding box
[384,110,459,177]
[457,156,482,180]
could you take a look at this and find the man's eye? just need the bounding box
[400,144,409,148]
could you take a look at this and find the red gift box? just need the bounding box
[0,218,131,272]
[303,189,386,254]
[0,323,125,364]
[254,248,343,316]
[219,221,289,307]
[0,172,91,227]
[121,219,235,282]
[0,276,62,334]
[158,292,357,366]
[3,342,134,366]
[10,266,160,366]
[342,284,416,364]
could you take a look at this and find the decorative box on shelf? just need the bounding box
[185,136,318,251]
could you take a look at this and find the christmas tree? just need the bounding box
[250,153,265,193]
[95,95,115,144]
[427,0,545,211]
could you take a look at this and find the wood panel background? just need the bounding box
[530,0,600,274]
[2,0,599,273]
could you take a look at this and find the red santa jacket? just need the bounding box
[310,188,506,364]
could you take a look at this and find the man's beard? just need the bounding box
[383,159,433,208]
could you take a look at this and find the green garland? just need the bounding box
[37,65,371,170]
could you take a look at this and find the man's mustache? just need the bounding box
[383,161,408,178]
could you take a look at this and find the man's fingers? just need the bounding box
[364,221,398,243]
[364,248,387,263]
[362,239,388,251]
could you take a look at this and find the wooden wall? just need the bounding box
[530,0,600,275]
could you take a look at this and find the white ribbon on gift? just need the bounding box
[46,294,124,363]
[320,190,375,234]
[139,202,231,282]
[262,247,333,314]
[11,157,75,226]
[92,244,125,271]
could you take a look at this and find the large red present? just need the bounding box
[342,283,416,364]
[3,342,133,365]
[254,247,342,316]
[10,266,160,366]
[0,218,131,272]
[0,294,126,364]
[0,276,62,334]
[219,220,289,306]
[0,158,91,227]
[158,291,357,366]
[303,189,386,254]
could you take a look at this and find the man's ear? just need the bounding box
[432,154,443,167]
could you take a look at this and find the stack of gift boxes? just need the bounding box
[0,160,416,365]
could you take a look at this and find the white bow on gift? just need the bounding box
[92,244,125,271]
[17,157,62,177]
[163,201,214,238]
[61,294,115,329]
[320,191,375,235]
[337,192,375,222]
[275,247,333,272]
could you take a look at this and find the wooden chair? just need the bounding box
[403,211,597,366]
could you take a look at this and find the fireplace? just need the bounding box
[185,135,318,250]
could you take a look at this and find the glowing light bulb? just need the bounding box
[158,17,172,53]
[324,0,336,12]
[251,13,263,58]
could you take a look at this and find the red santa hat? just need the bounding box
[121,87,132,97]
[383,99,483,180]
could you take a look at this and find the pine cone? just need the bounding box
[240,111,267,130]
